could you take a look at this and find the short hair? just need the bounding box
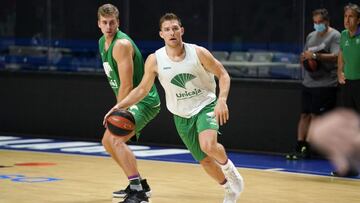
[344,3,360,18]
[159,13,182,29]
[97,4,119,20]
[312,8,330,21]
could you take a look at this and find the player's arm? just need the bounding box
[116,54,158,109]
[337,50,346,84]
[196,46,231,126]
[103,54,158,125]
[112,39,134,102]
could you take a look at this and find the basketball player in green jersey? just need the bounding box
[105,13,244,203]
[97,4,160,203]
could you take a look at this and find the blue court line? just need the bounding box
[0,135,358,179]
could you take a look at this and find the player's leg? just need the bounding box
[200,156,226,183]
[112,102,160,201]
[198,129,227,164]
[102,129,136,170]
[198,130,244,201]
[103,129,143,188]
[197,101,244,200]
[199,156,239,203]
[174,114,239,202]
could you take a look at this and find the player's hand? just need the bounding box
[103,104,122,126]
[214,99,229,126]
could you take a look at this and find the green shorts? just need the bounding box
[173,101,219,161]
[128,99,160,139]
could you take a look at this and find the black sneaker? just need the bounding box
[286,146,311,160]
[286,152,300,160]
[118,190,149,203]
[113,179,151,198]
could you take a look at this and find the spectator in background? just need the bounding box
[338,3,360,115]
[286,8,340,160]
[334,2,360,177]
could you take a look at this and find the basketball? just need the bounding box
[106,109,135,136]
[302,59,318,72]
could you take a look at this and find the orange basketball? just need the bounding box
[106,109,135,136]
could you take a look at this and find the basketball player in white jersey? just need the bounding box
[104,13,244,203]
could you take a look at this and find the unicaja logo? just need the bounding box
[171,73,196,89]
[171,73,203,100]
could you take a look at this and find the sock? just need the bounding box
[220,159,233,171]
[220,178,228,185]
[128,175,143,191]
[222,179,230,189]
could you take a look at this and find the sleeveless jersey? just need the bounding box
[98,30,159,105]
[155,43,216,118]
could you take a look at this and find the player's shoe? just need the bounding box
[113,179,151,198]
[221,159,244,200]
[118,190,149,203]
[223,183,238,203]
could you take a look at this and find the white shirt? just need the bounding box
[155,43,216,118]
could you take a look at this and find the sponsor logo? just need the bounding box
[176,88,203,100]
[345,40,350,47]
[103,62,112,78]
[171,73,196,89]
[109,80,118,88]
[163,66,171,70]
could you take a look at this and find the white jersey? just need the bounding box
[155,43,216,118]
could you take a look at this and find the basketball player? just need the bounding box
[104,13,244,203]
[97,4,160,203]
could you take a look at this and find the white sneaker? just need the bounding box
[221,159,244,197]
[223,183,238,203]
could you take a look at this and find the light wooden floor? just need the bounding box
[1,149,359,203]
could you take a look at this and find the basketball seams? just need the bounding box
[108,116,135,130]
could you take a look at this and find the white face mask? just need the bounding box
[314,23,326,32]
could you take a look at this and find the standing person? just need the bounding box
[97,4,160,203]
[105,13,244,203]
[286,8,340,160]
[335,2,360,177]
[338,3,360,114]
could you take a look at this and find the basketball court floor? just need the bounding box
[1,135,359,203]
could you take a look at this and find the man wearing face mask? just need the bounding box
[286,8,340,160]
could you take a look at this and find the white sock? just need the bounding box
[220,159,234,171]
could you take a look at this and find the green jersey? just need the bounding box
[98,30,160,106]
[340,28,360,80]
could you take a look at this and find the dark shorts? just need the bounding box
[340,79,360,114]
[301,85,337,115]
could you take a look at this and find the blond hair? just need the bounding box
[97,4,119,20]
